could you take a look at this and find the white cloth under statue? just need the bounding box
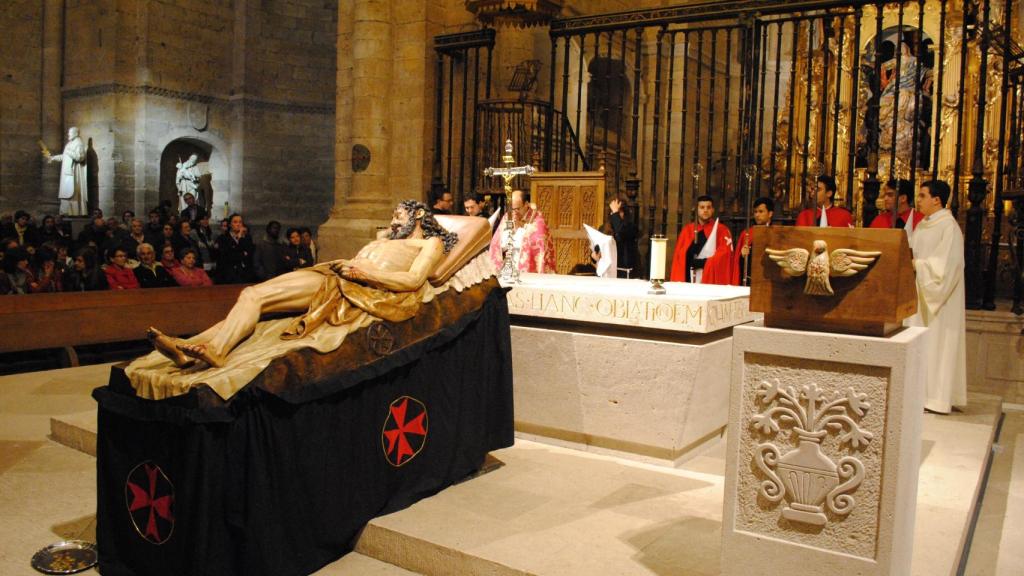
[49,127,88,216]
[907,208,967,413]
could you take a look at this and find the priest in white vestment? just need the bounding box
[908,180,967,414]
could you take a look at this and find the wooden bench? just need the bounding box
[0,285,246,365]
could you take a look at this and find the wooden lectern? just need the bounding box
[749,227,917,336]
[530,171,606,274]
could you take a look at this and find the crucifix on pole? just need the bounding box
[484,138,536,283]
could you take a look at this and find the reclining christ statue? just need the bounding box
[147,200,458,369]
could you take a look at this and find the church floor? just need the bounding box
[964,408,1024,575]
[0,363,1022,575]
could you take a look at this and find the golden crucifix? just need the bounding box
[483,138,535,283]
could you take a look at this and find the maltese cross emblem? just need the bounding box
[125,461,175,545]
[382,396,428,467]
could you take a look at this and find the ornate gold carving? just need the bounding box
[536,185,556,220]
[555,238,577,273]
[557,186,577,229]
[580,185,598,226]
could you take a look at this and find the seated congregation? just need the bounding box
[0,199,322,295]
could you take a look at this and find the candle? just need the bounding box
[650,235,667,281]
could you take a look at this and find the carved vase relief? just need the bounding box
[750,379,872,527]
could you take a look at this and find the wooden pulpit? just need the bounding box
[530,171,606,274]
[749,227,917,336]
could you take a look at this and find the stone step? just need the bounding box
[354,394,1002,576]
[49,411,96,457]
[316,552,421,575]
[50,387,1002,575]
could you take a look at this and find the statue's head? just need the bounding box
[390,200,458,254]
[68,127,79,140]
[812,240,828,255]
[187,154,199,165]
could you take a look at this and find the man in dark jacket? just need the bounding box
[253,220,284,280]
[180,192,207,223]
[608,195,639,278]
[214,213,255,284]
[134,243,177,288]
[2,210,41,251]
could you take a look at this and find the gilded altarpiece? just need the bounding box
[531,171,606,274]
[766,1,1015,225]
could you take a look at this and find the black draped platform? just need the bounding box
[93,280,514,576]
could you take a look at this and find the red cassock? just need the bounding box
[869,209,924,231]
[795,206,854,228]
[669,220,734,284]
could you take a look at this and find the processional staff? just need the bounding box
[742,164,757,287]
[483,138,535,284]
[689,162,703,284]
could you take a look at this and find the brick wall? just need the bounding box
[1,0,335,230]
[0,1,44,214]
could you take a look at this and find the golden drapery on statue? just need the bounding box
[281,262,431,340]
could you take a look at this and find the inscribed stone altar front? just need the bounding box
[505,274,753,333]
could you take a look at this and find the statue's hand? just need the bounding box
[340,265,367,283]
[329,260,347,275]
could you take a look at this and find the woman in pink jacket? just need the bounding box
[170,248,213,287]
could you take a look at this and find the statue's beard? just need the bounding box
[389,219,416,240]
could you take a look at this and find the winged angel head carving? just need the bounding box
[765,240,881,296]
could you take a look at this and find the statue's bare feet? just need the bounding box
[146,327,195,368]
[177,342,226,368]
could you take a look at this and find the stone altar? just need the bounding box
[508,274,755,465]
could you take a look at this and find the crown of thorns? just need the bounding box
[397,200,458,254]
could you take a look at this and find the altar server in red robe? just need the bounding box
[870,179,923,240]
[670,195,733,284]
[732,196,774,286]
[796,175,854,228]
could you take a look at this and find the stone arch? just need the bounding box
[156,130,231,217]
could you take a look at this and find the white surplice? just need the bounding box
[907,208,967,413]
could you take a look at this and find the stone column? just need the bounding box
[721,323,926,576]
[320,0,448,260]
[319,0,402,261]
[40,0,64,214]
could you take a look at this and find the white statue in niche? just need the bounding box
[41,127,89,216]
[750,380,871,527]
[175,154,203,211]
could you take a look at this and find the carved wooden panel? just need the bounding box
[580,185,598,227]
[557,186,578,229]
[536,185,556,219]
[555,239,576,273]
[530,171,605,275]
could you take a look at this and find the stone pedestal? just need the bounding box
[721,323,926,576]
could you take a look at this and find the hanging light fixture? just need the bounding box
[465,0,564,28]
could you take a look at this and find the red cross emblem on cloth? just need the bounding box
[382,396,428,467]
[125,461,175,545]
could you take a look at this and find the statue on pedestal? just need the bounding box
[175,154,202,211]
[41,127,88,216]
